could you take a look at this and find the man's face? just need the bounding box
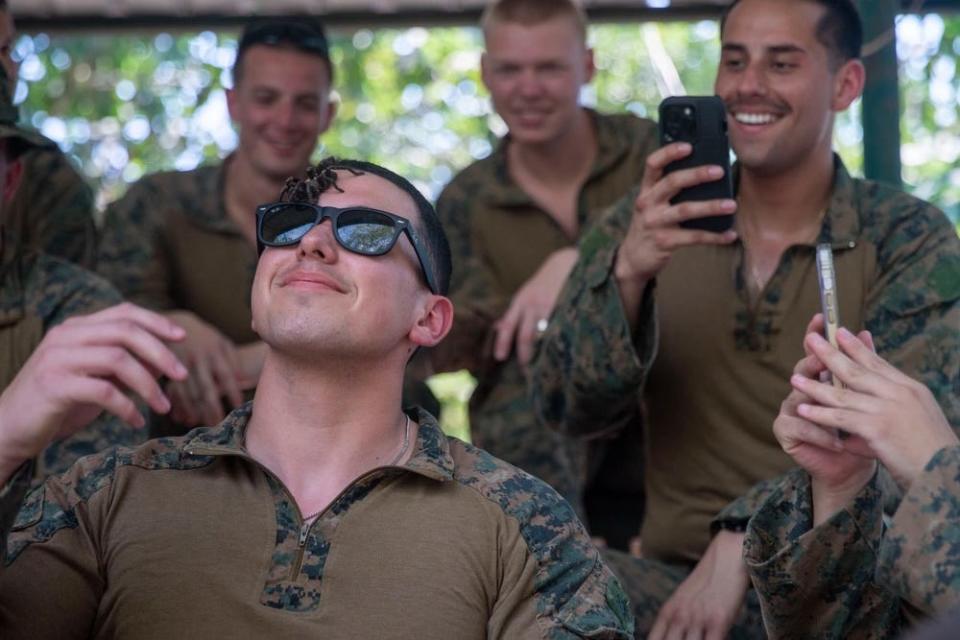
[250,172,430,359]
[0,11,18,93]
[227,45,334,181]
[481,15,594,147]
[714,0,852,176]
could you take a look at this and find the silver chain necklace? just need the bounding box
[302,413,411,523]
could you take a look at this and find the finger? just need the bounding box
[494,304,521,362]
[791,374,879,415]
[804,332,889,396]
[193,361,224,426]
[50,318,188,382]
[48,346,171,414]
[796,403,871,437]
[804,313,825,340]
[167,381,196,425]
[793,353,826,379]
[775,415,844,453]
[836,327,913,387]
[683,627,706,640]
[648,610,670,640]
[653,198,738,229]
[515,311,540,368]
[209,349,244,409]
[59,377,145,429]
[665,622,688,640]
[651,227,739,252]
[82,302,186,343]
[651,164,727,206]
[837,433,875,458]
[640,142,692,190]
[857,329,876,353]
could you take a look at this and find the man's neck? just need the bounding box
[223,154,296,245]
[244,350,412,515]
[507,108,597,188]
[736,150,836,234]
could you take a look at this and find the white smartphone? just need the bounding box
[816,244,843,389]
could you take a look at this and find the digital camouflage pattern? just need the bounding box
[433,111,659,514]
[0,244,143,481]
[602,547,766,639]
[97,160,259,345]
[4,144,97,269]
[2,404,632,639]
[530,157,960,607]
[743,467,904,639]
[742,446,960,637]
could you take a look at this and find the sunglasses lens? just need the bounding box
[337,209,399,255]
[261,204,318,245]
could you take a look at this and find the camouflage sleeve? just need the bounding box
[877,445,960,616]
[431,180,507,373]
[743,467,905,639]
[865,203,960,430]
[6,146,97,269]
[30,258,146,480]
[0,461,33,553]
[529,191,654,439]
[97,179,176,310]
[711,475,783,534]
[0,451,113,634]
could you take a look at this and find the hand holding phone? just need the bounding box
[659,96,734,233]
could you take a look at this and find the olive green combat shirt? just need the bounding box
[433,112,659,510]
[743,446,960,638]
[1,405,633,640]
[6,142,97,269]
[532,157,960,566]
[97,159,258,345]
[0,240,144,480]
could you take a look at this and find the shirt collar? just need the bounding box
[182,402,456,483]
[485,109,634,208]
[732,154,862,249]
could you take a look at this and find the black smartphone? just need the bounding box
[658,96,734,233]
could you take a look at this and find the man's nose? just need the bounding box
[298,218,338,262]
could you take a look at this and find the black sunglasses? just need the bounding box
[255,202,439,295]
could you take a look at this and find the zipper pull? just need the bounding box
[298,521,311,547]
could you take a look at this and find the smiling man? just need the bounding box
[432,0,657,524]
[1,158,633,640]
[530,0,960,637]
[97,18,336,435]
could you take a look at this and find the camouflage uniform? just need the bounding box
[0,462,30,552]
[97,160,258,345]
[1,404,634,639]
[743,445,960,638]
[434,111,659,513]
[0,243,145,480]
[530,157,960,634]
[4,144,97,269]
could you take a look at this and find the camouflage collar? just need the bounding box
[486,109,636,208]
[732,154,861,250]
[182,402,456,483]
[815,155,862,249]
[175,158,240,235]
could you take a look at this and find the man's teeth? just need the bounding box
[735,113,777,125]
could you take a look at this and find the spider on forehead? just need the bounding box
[280,157,363,203]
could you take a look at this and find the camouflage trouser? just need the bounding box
[602,548,766,639]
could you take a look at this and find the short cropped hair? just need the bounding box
[233,17,334,88]
[720,0,862,67]
[480,0,588,44]
[279,157,452,296]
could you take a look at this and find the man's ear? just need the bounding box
[318,98,338,136]
[409,294,454,349]
[3,158,22,204]
[480,52,492,92]
[832,58,865,112]
[226,86,239,122]
[583,47,596,85]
